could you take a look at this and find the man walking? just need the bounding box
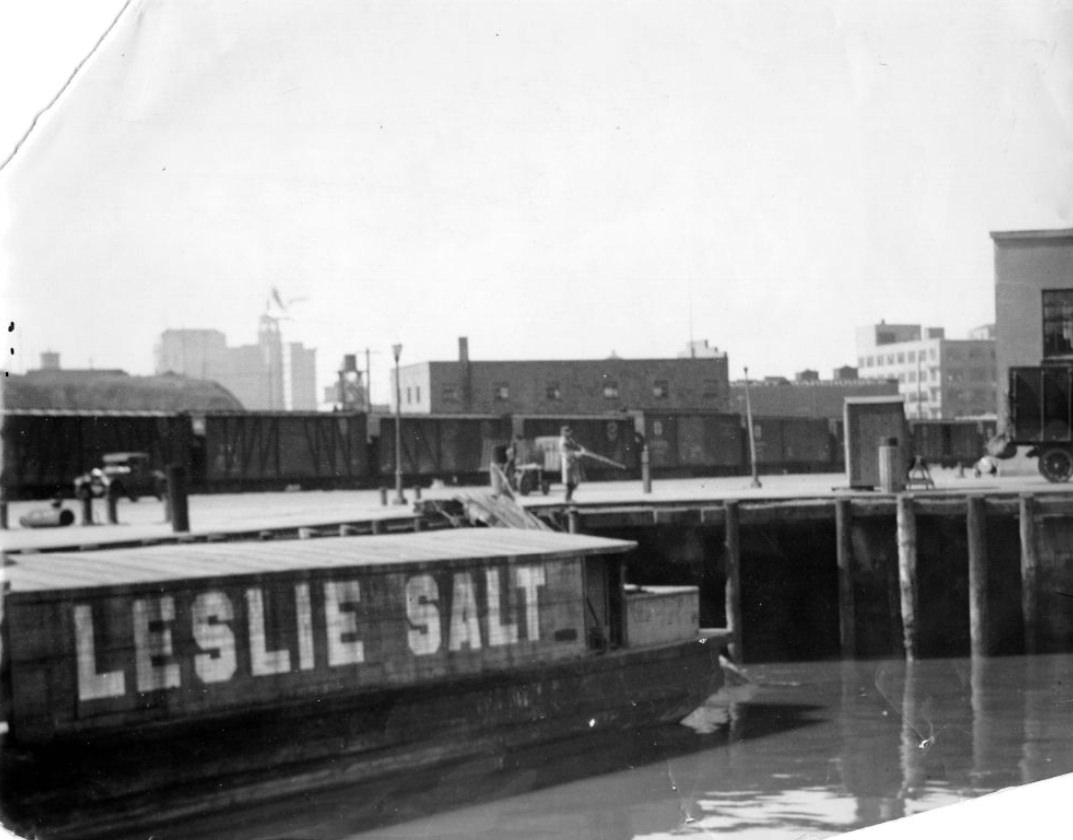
[559,425,583,503]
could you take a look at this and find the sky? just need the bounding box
[2,0,1071,403]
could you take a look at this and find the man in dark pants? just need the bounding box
[559,426,583,502]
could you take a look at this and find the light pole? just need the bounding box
[392,343,406,505]
[743,366,761,489]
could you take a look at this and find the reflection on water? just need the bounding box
[120,655,1073,840]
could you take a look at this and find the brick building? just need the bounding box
[730,371,899,419]
[392,338,730,415]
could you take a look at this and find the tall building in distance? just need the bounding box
[155,316,317,410]
[855,322,997,419]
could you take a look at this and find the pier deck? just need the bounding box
[4,470,1071,556]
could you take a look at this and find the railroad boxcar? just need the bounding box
[201,412,369,492]
[639,412,744,477]
[741,416,839,475]
[376,414,512,484]
[0,411,188,499]
[908,420,990,469]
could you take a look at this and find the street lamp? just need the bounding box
[743,366,761,489]
[392,343,406,505]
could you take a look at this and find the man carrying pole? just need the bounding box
[559,426,584,503]
[559,425,628,502]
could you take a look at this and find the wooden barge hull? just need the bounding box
[2,637,719,839]
[1,530,722,838]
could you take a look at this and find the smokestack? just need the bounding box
[458,337,472,410]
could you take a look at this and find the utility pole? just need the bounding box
[392,343,406,505]
[743,366,761,488]
[365,348,373,411]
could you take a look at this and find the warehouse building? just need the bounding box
[730,369,899,420]
[393,338,730,415]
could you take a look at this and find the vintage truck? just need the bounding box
[1004,365,1073,482]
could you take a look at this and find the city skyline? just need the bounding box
[3,0,1070,403]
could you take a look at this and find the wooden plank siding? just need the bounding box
[4,530,636,741]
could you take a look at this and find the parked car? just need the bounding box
[73,452,166,502]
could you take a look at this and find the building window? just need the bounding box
[603,381,619,399]
[406,387,412,404]
[494,383,510,401]
[546,383,562,401]
[1043,289,1073,357]
[415,386,421,403]
[702,379,721,398]
[442,384,459,404]
[907,350,915,362]
[897,352,905,363]
[652,380,669,399]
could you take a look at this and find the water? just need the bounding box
[115,655,1073,839]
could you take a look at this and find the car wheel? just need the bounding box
[1038,447,1073,483]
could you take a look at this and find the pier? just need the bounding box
[4,473,1073,663]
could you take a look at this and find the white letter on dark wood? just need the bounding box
[324,580,365,666]
[246,588,292,675]
[133,596,181,692]
[406,574,441,655]
[516,566,546,641]
[485,568,518,646]
[449,572,482,651]
[74,604,126,701]
[192,591,236,684]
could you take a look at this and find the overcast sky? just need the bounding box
[2,0,1071,402]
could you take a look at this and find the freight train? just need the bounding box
[0,409,996,499]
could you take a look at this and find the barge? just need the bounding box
[0,529,722,838]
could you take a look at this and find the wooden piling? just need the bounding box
[724,500,743,663]
[835,498,856,659]
[167,465,190,533]
[896,494,918,661]
[1019,494,1040,655]
[567,508,580,534]
[966,494,990,658]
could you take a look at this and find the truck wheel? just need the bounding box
[1038,447,1073,483]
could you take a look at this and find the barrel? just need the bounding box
[19,508,76,528]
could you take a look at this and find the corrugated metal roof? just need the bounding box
[5,530,635,596]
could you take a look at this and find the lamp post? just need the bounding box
[743,366,761,489]
[392,343,406,505]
